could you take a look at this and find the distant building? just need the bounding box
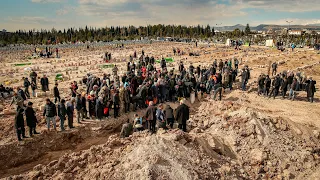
[266,29,274,35]
[141,37,149,40]
[2,29,6,33]
[288,30,304,35]
[156,37,165,41]
[303,29,312,34]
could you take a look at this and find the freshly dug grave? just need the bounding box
[5,99,320,180]
[0,115,129,178]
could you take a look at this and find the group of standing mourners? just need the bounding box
[7,47,317,142]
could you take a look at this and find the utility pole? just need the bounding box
[32,29,35,45]
[286,21,293,46]
[286,20,293,30]
[146,21,149,38]
[215,23,222,42]
[173,24,175,39]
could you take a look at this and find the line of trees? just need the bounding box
[1,23,319,46]
[0,24,215,46]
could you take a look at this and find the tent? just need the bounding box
[265,39,275,47]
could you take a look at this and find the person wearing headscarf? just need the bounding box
[96,96,104,120]
[66,99,75,129]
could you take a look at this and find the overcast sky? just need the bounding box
[1,0,320,31]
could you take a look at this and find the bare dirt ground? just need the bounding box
[0,42,319,179]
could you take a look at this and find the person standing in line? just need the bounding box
[81,93,88,119]
[43,98,57,131]
[56,48,59,58]
[66,99,75,129]
[30,70,37,87]
[95,97,104,121]
[31,80,36,97]
[144,101,157,133]
[113,90,120,118]
[123,86,131,113]
[306,77,316,103]
[272,62,277,76]
[53,83,60,104]
[58,99,67,131]
[163,104,174,129]
[23,77,31,98]
[40,75,49,94]
[17,87,27,101]
[75,94,83,124]
[175,99,189,132]
[25,102,39,136]
[156,104,166,129]
[10,92,25,110]
[15,107,28,141]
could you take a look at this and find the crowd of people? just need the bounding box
[36,47,59,58]
[257,62,316,102]
[6,48,317,141]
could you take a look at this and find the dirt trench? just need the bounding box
[0,117,125,178]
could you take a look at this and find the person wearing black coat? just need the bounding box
[30,71,37,86]
[40,75,49,92]
[196,65,201,76]
[269,75,281,99]
[17,87,27,101]
[66,100,75,128]
[241,69,248,91]
[53,83,60,103]
[25,102,39,136]
[264,75,271,96]
[281,77,288,98]
[113,91,120,118]
[88,96,96,118]
[15,107,27,141]
[163,104,174,129]
[24,78,31,98]
[179,62,184,72]
[160,58,166,70]
[58,99,67,131]
[175,99,189,132]
[96,97,104,120]
[123,87,131,113]
[306,77,316,103]
[81,94,88,119]
[75,94,83,123]
[144,101,157,133]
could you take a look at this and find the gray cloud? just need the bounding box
[232,0,320,12]
[74,0,320,28]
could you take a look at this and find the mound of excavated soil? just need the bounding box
[5,99,320,180]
